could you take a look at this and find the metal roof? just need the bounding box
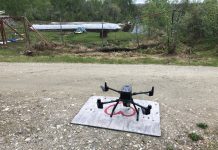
[0,11,5,15]
[31,22,121,31]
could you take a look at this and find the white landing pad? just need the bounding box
[71,96,161,136]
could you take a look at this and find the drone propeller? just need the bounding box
[149,87,154,96]
[100,82,109,92]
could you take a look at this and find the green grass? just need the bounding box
[1,48,218,66]
[40,32,61,42]
[197,123,208,129]
[64,32,136,43]
[65,32,100,43]
[39,31,137,47]
[0,49,19,56]
[0,54,167,64]
[166,144,174,150]
[188,132,203,141]
[0,48,190,64]
[1,31,218,66]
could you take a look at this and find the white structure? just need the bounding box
[0,10,9,18]
[133,0,147,5]
[0,10,5,15]
[31,22,121,31]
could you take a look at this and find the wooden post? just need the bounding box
[60,15,64,44]
[168,10,176,54]
[3,20,25,39]
[136,17,140,48]
[101,21,104,48]
[0,20,7,45]
[25,18,49,44]
[100,31,108,38]
[23,17,31,48]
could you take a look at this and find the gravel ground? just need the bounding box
[0,63,218,150]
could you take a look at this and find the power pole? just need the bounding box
[101,20,104,48]
[60,12,64,45]
[0,19,7,45]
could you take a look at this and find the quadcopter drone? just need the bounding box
[97,82,154,121]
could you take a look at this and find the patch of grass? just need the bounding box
[0,49,19,56]
[175,57,218,67]
[65,32,101,44]
[64,32,136,43]
[1,30,218,66]
[0,50,218,66]
[30,31,139,48]
[108,32,139,43]
[188,132,203,141]
[0,55,160,64]
[40,32,61,42]
[195,49,218,58]
[166,144,174,150]
[197,123,208,129]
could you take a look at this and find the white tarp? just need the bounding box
[0,10,5,15]
[132,25,145,34]
[31,22,121,31]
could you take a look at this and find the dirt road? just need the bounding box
[0,63,218,150]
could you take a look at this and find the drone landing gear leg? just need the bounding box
[132,102,139,121]
[134,103,152,115]
[110,101,120,118]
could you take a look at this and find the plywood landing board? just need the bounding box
[71,96,161,136]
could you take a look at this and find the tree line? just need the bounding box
[143,0,218,53]
[1,0,217,52]
[0,0,137,22]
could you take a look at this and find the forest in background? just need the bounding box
[1,0,218,54]
[0,0,137,22]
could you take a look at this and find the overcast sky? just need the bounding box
[133,0,146,4]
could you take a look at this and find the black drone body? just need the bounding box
[97,82,154,121]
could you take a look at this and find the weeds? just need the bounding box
[166,144,174,150]
[197,123,208,129]
[188,132,203,141]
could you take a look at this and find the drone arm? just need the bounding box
[132,91,150,95]
[101,82,121,93]
[108,87,121,93]
[132,87,154,96]
[100,99,119,105]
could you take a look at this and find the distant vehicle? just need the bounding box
[74,27,87,34]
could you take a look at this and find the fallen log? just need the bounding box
[97,47,137,53]
[97,43,160,53]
